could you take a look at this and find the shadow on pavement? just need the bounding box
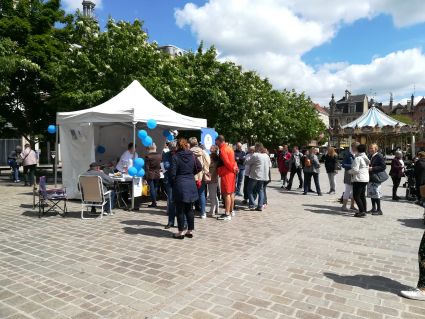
[303,204,353,217]
[121,220,162,227]
[122,226,172,238]
[398,218,425,229]
[324,272,411,294]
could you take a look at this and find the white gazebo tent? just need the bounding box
[56,80,207,199]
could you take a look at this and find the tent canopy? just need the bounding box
[57,80,206,129]
[56,80,207,198]
[342,107,407,129]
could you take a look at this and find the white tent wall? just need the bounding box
[59,123,95,199]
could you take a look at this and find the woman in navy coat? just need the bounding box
[171,138,202,239]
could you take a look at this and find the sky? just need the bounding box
[62,0,425,106]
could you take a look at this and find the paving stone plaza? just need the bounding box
[0,170,424,319]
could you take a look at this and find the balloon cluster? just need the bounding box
[162,129,178,141]
[137,119,157,147]
[128,157,145,177]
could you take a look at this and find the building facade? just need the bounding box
[329,90,369,128]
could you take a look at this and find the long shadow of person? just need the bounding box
[323,272,411,295]
[302,204,353,217]
[122,226,172,238]
[398,218,425,229]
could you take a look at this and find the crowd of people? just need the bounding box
[7,136,425,301]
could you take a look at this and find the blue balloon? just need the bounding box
[213,131,219,139]
[133,158,145,169]
[167,133,174,141]
[128,166,138,176]
[96,145,106,154]
[147,119,157,130]
[138,129,148,140]
[163,129,170,137]
[136,168,145,177]
[47,125,56,134]
[142,136,153,147]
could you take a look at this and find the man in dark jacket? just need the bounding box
[415,152,425,203]
[234,142,246,196]
[286,146,303,190]
[163,141,177,228]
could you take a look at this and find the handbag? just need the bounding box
[369,170,389,183]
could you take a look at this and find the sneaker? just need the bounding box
[255,208,262,212]
[350,207,358,211]
[148,204,158,208]
[302,192,307,195]
[298,186,303,189]
[200,214,207,219]
[217,214,231,221]
[372,210,383,216]
[400,289,425,301]
[354,212,366,218]
[318,193,323,196]
[367,209,376,214]
[231,211,236,217]
[103,212,109,216]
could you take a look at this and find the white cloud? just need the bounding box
[175,0,425,105]
[62,0,102,12]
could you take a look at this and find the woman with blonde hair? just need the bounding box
[324,147,339,194]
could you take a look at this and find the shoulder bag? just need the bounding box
[370,170,389,183]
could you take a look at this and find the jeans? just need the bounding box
[248,179,264,209]
[106,190,116,212]
[287,167,303,190]
[418,231,425,289]
[243,176,250,200]
[236,169,245,194]
[198,182,206,216]
[176,201,194,232]
[166,183,176,225]
[147,179,159,205]
[353,182,367,213]
[208,182,219,214]
[10,161,19,181]
[263,181,269,204]
[23,164,36,186]
[327,172,337,192]
[304,172,321,194]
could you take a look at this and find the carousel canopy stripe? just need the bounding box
[342,107,407,129]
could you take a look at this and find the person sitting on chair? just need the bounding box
[82,162,115,215]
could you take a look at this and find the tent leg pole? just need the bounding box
[131,123,136,211]
[54,125,59,188]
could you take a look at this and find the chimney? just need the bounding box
[345,89,351,100]
[410,94,414,111]
[82,0,95,17]
[389,92,393,109]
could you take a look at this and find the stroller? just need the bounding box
[404,162,417,201]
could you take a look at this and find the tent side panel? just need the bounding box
[60,124,95,199]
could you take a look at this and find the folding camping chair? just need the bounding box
[78,175,112,219]
[37,176,67,218]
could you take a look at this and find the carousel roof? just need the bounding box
[342,106,407,129]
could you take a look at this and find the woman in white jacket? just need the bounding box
[350,144,370,217]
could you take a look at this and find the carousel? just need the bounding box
[331,107,419,156]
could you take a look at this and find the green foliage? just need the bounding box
[1,3,326,147]
[392,114,414,125]
[0,0,72,142]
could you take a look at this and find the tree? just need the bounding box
[0,0,72,142]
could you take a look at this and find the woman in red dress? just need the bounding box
[216,135,238,221]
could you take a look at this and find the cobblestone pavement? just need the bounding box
[0,169,424,319]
